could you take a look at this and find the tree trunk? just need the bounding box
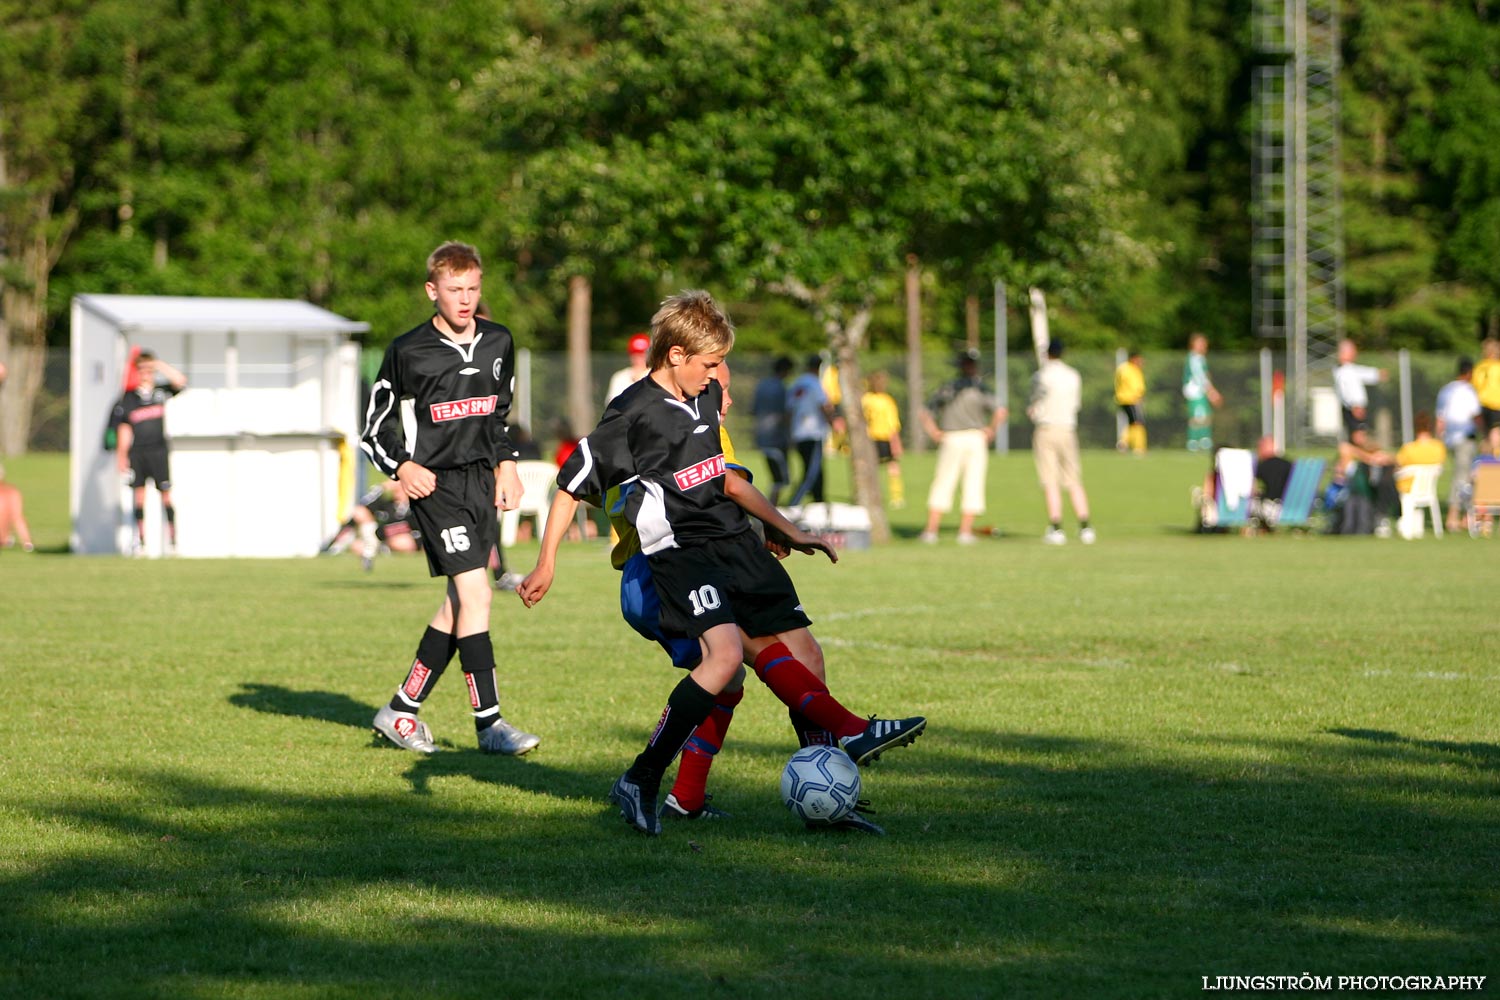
[0,213,51,455]
[905,255,926,452]
[825,306,891,545]
[566,274,593,436]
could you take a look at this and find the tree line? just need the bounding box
[1,0,1496,455]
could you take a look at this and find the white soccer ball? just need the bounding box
[780,745,861,824]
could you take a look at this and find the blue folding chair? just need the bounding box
[1214,449,1255,529]
[1273,457,1326,529]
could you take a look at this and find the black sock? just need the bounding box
[627,675,717,794]
[1050,521,1061,531]
[389,626,456,712]
[457,633,501,731]
[1080,519,1090,529]
[164,505,176,542]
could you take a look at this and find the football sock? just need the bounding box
[1080,519,1090,529]
[627,675,717,795]
[751,643,865,739]
[359,521,379,560]
[889,472,905,506]
[1050,521,1061,531]
[457,632,501,731]
[390,627,456,712]
[164,504,176,542]
[134,506,145,543]
[669,687,743,811]
[788,709,836,748]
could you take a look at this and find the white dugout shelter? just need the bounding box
[70,295,369,558]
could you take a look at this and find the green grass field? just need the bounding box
[0,451,1495,998]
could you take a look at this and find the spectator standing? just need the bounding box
[786,354,833,505]
[1333,338,1389,445]
[1472,338,1500,456]
[1028,339,1093,545]
[1182,333,1222,452]
[918,348,1007,544]
[1114,348,1147,454]
[1435,357,1482,533]
[110,350,187,555]
[604,332,651,405]
[861,370,906,508]
[751,357,794,505]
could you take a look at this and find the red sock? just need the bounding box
[669,688,743,812]
[751,643,865,738]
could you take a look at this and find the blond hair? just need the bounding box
[426,241,482,282]
[647,290,735,370]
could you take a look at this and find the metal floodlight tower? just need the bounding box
[1253,0,1344,448]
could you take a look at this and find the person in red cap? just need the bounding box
[605,331,652,404]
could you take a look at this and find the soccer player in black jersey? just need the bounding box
[111,350,187,554]
[360,241,538,757]
[518,290,925,835]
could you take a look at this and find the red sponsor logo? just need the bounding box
[673,453,725,490]
[402,662,431,699]
[430,395,498,423]
[394,716,418,739]
[129,405,165,423]
[466,672,481,709]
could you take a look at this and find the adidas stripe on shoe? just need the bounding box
[839,715,927,766]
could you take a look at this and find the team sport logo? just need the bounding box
[430,395,499,422]
[493,358,503,380]
[673,453,725,490]
[129,404,166,423]
[403,661,431,699]
[393,715,419,739]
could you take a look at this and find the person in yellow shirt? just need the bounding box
[1394,411,1447,492]
[1114,348,1146,454]
[861,370,906,508]
[1473,338,1500,455]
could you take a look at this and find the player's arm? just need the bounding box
[360,343,418,485]
[115,421,134,473]
[722,472,837,564]
[495,460,521,512]
[517,488,581,607]
[155,359,187,390]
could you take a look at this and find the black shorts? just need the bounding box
[407,463,497,578]
[1342,406,1368,437]
[648,531,813,641]
[1482,407,1500,434]
[1118,403,1143,426]
[128,447,172,490]
[874,440,895,463]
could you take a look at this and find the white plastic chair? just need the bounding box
[1395,463,1443,539]
[500,460,561,547]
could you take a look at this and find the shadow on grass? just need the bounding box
[1326,727,1500,769]
[5,723,1495,997]
[229,683,373,730]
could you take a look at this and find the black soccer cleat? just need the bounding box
[609,772,661,836]
[810,800,885,835]
[660,792,732,821]
[839,716,927,766]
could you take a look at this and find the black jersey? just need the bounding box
[111,382,181,450]
[558,376,750,554]
[361,317,518,476]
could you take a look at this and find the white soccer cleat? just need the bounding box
[372,705,439,754]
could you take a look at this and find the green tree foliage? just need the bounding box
[1342,0,1496,349]
[473,0,1147,537]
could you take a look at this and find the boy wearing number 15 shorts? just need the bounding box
[517,289,926,836]
[359,240,539,757]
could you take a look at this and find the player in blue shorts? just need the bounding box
[518,290,925,835]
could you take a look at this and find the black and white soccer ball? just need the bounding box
[780,745,861,824]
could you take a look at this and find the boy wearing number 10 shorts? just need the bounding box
[359,241,539,757]
[518,290,926,835]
